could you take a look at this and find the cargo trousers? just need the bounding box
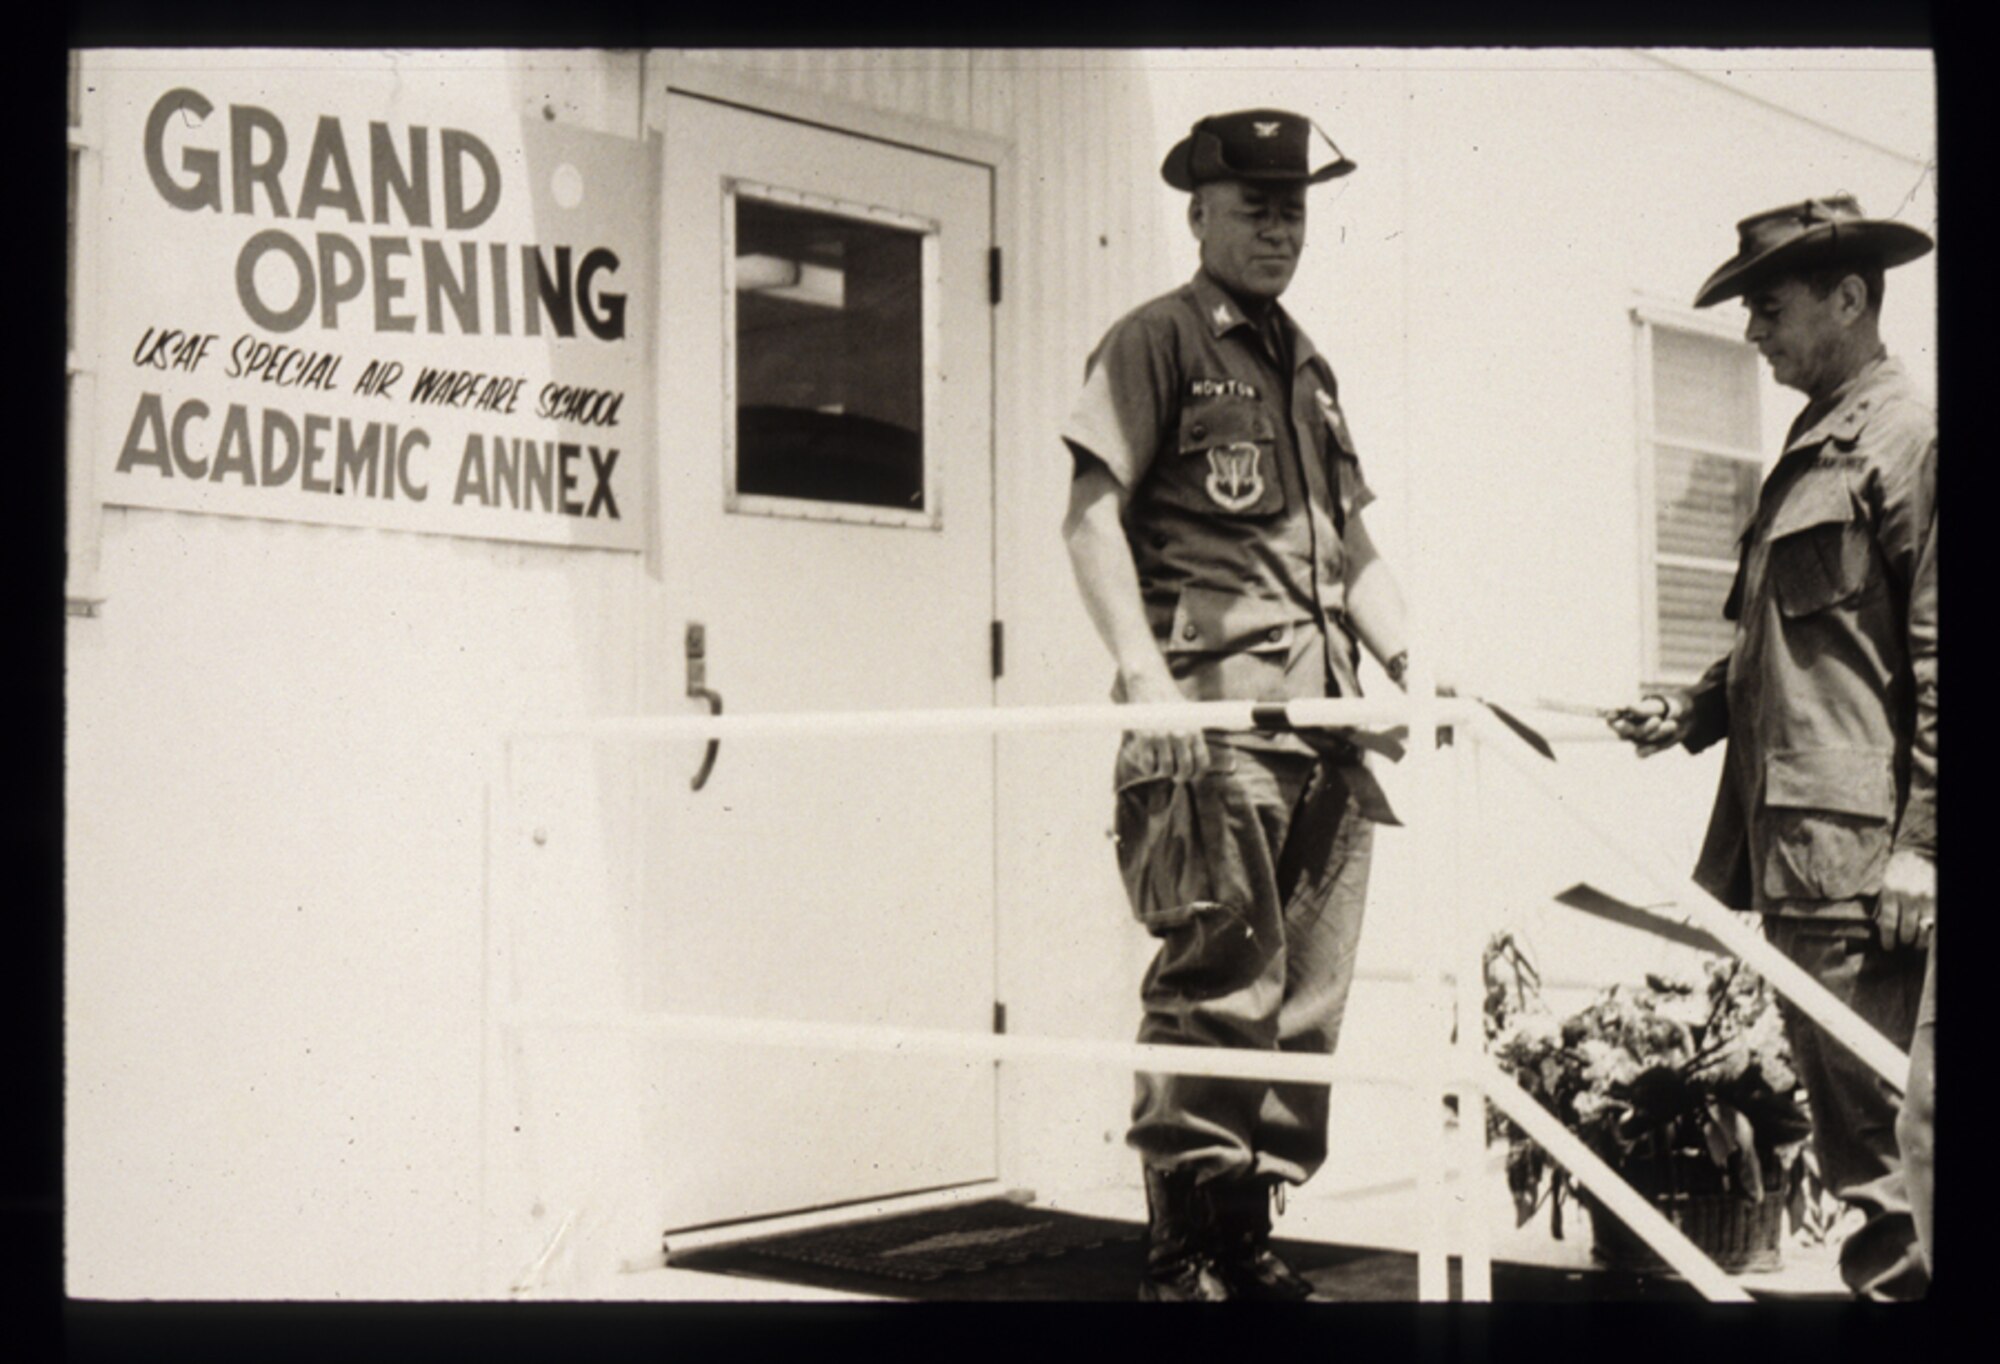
[1115,735,1375,1186]
[1764,912,1929,1299]
[1898,932,1936,1276]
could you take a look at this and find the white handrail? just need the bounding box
[485,1008,1746,1299]
[504,694,1483,744]
[1475,1055,1754,1302]
[497,1006,1415,1087]
[1485,735,1909,1089]
[484,696,1894,1300]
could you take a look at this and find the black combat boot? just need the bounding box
[1139,1166,1233,1302]
[1209,1177,1319,1301]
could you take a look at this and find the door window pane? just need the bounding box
[731,192,927,513]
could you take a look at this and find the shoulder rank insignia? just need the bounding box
[1314,388,1354,450]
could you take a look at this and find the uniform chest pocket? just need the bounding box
[1153,400,1286,518]
[1768,473,1874,617]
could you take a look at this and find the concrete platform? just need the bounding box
[522,1152,1847,1301]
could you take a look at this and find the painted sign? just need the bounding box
[88,55,656,550]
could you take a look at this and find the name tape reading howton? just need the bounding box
[90,60,658,550]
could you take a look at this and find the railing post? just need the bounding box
[1404,675,1451,1301]
[1477,1056,1753,1302]
[1452,728,1493,1300]
[487,702,1797,1302]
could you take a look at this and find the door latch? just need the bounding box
[685,622,723,791]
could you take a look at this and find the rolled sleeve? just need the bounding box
[1061,311,1177,491]
[1335,450,1376,521]
[1318,380,1376,522]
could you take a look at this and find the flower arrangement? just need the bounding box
[1484,931,1838,1262]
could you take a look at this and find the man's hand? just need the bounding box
[1117,670,1210,783]
[1066,462,1209,783]
[1877,848,1936,951]
[1608,692,1693,757]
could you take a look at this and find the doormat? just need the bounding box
[666,1200,1843,1301]
[672,1198,1140,1283]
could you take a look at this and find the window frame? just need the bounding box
[719,176,944,531]
[1630,297,1764,689]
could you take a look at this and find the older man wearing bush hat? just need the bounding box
[1061,108,1414,1302]
[1614,194,1936,1299]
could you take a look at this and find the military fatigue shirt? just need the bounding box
[1062,271,1373,753]
[1680,354,1937,915]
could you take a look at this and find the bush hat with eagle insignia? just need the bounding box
[1160,108,1356,191]
[1693,193,1934,308]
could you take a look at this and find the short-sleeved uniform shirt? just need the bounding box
[1062,270,1373,753]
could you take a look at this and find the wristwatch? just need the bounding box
[1384,650,1409,685]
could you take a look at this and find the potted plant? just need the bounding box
[1483,932,1836,1273]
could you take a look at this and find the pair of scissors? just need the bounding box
[1532,696,1671,724]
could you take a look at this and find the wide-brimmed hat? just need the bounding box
[1693,194,1934,308]
[1160,108,1356,191]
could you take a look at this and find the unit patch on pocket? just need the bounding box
[1204,442,1268,512]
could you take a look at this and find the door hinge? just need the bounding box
[993,1001,1008,1035]
[990,619,1005,680]
[988,246,1002,305]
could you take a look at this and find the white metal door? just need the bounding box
[644,91,998,1231]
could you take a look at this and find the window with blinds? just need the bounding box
[1639,314,1764,686]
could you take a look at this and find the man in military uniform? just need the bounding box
[1060,109,1413,1302]
[1613,194,1936,1300]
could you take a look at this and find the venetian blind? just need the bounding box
[1647,324,1762,684]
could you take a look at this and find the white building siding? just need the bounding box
[680,47,979,128]
[64,50,652,1299]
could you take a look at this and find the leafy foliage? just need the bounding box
[1484,931,1835,1242]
